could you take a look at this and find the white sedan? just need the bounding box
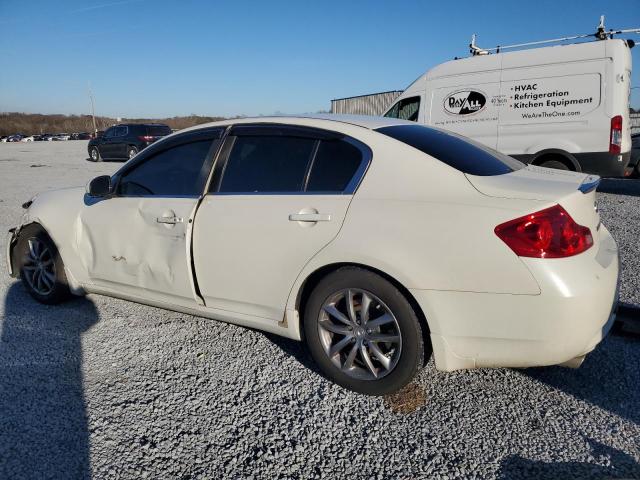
[6,115,619,394]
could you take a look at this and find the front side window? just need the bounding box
[218,136,316,193]
[118,140,214,196]
[384,96,421,122]
[103,127,116,139]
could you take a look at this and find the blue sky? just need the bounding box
[1,0,639,118]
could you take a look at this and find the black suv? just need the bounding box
[88,123,172,161]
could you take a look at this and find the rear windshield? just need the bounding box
[376,124,524,176]
[147,125,172,136]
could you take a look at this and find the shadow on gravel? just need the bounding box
[598,178,640,197]
[261,332,321,375]
[521,334,640,426]
[0,283,98,479]
[498,439,640,479]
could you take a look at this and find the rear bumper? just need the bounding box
[412,225,619,371]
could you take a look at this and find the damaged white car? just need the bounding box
[6,115,619,395]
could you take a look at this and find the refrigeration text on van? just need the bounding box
[513,90,569,101]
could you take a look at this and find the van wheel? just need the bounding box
[304,267,427,395]
[127,146,138,159]
[539,159,570,171]
[17,225,71,305]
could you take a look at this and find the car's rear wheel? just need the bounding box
[304,267,426,395]
[17,225,71,304]
[90,147,101,162]
[127,146,138,159]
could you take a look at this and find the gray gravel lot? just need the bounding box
[0,141,639,479]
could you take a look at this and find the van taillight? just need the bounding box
[494,205,593,258]
[609,115,623,154]
[139,135,154,141]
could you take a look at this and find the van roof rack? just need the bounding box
[470,16,640,56]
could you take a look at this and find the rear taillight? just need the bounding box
[139,135,154,142]
[609,115,623,154]
[495,205,593,258]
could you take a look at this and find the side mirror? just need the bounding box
[87,175,112,197]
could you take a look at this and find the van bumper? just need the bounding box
[514,151,630,178]
[574,151,631,177]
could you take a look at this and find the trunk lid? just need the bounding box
[466,165,602,244]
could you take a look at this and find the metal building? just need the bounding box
[330,91,402,116]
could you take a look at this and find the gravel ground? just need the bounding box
[0,141,638,479]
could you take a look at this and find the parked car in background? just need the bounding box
[72,132,92,140]
[7,135,24,142]
[7,115,619,395]
[21,135,36,142]
[0,136,8,142]
[52,133,70,141]
[88,123,172,161]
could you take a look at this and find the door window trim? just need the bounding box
[207,124,372,196]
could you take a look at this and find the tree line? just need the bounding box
[0,112,227,136]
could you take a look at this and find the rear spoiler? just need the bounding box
[578,175,600,194]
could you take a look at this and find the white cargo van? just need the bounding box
[384,38,634,177]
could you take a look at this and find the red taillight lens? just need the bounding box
[139,135,154,142]
[609,115,622,154]
[495,205,593,258]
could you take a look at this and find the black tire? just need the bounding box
[89,146,101,162]
[16,224,71,305]
[127,146,138,159]
[304,267,427,395]
[539,159,570,171]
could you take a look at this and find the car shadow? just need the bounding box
[598,178,640,197]
[261,332,322,375]
[520,324,640,426]
[498,439,640,479]
[0,282,98,479]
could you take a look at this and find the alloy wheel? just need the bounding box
[317,288,402,380]
[22,237,56,296]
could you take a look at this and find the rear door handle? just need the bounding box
[156,216,183,224]
[288,213,331,222]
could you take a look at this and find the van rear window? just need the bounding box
[375,124,524,176]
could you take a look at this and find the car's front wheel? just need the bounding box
[127,146,138,159]
[89,146,101,162]
[304,267,427,395]
[17,225,71,304]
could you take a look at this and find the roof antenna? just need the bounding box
[469,34,489,56]
[595,15,607,40]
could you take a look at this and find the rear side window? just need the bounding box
[307,140,363,192]
[118,140,214,196]
[384,96,420,122]
[376,124,524,176]
[219,136,316,193]
[147,125,172,136]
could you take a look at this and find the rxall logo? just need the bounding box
[444,90,487,115]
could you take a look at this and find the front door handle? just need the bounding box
[288,213,331,222]
[156,216,183,224]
